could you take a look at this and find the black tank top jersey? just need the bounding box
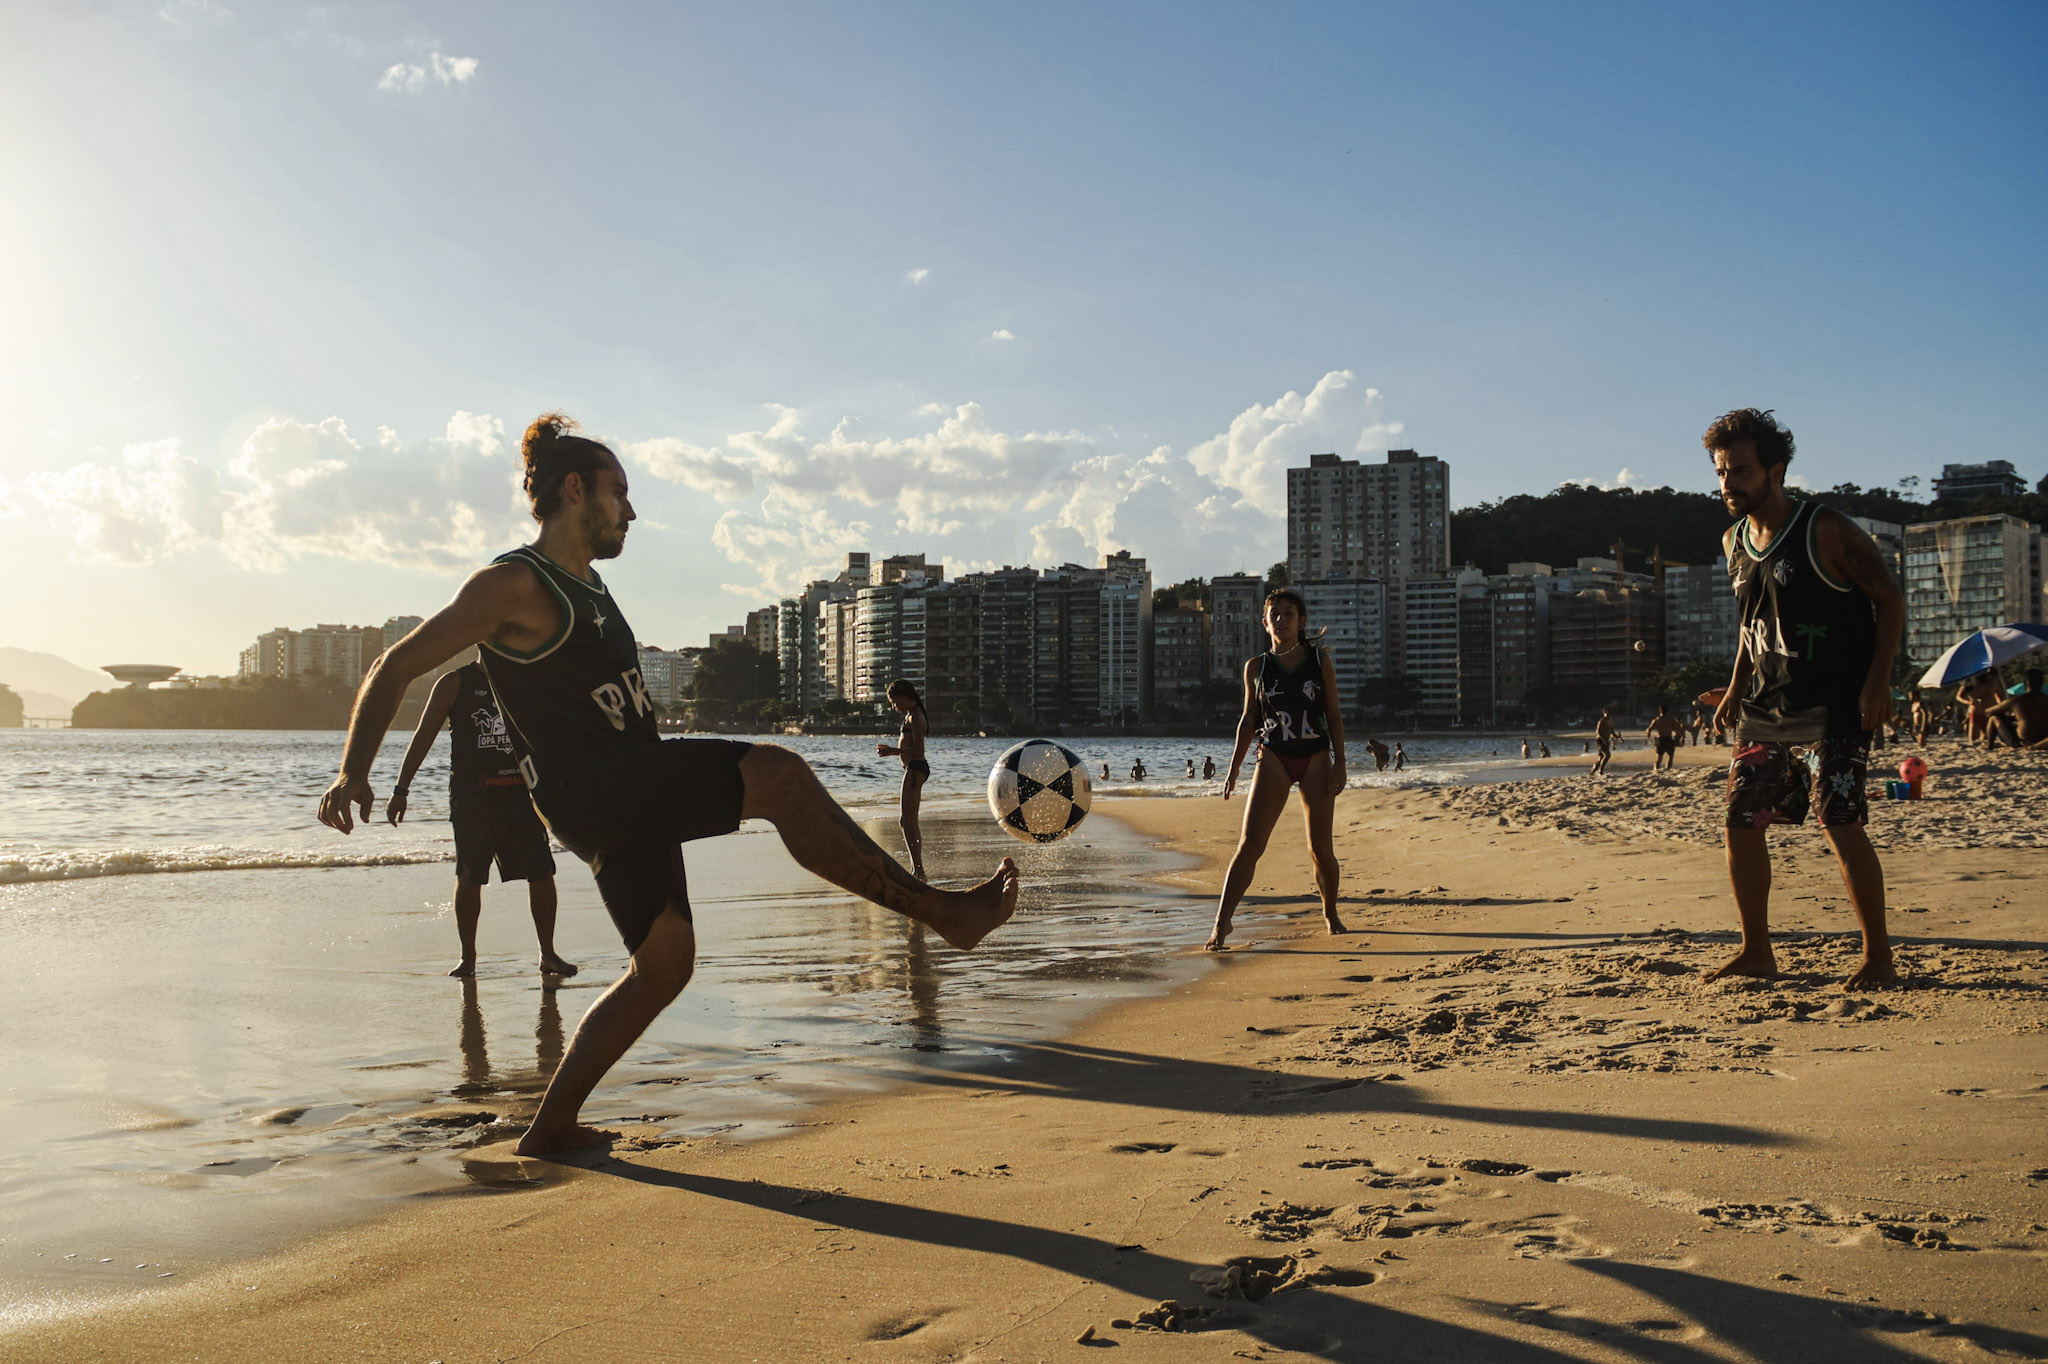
[1256,644,1331,757]
[445,661,533,815]
[1727,501,1878,743]
[477,547,658,811]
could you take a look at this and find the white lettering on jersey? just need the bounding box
[1742,616,1797,661]
[591,682,628,731]
[519,755,539,789]
[623,667,651,717]
[472,706,513,753]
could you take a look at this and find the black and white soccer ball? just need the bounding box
[987,739,1093,844]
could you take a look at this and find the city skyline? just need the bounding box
[4,4,2044,673]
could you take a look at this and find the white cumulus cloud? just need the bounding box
[378,52,479,93]
[28,414,528,573]
[631,370,1401,599]
[906,268,931,285]
[990,328,1015,342]
[617,436,754,502]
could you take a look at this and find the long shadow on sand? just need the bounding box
[867,1038,1793,1148]
[605,1165,1586,1362]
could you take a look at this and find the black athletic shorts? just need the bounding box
[543,738,751,953]
[451,807,556,885]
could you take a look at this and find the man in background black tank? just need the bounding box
[1705,409,1904,990]
[319,414,1018,1157]
[387,658,577,979]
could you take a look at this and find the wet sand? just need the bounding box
[13,769,2048,1362]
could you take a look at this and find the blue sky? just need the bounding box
[3,1,2042,674]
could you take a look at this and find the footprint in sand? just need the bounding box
[1110,1140,1177,1154]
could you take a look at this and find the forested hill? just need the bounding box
[1450,481,2048,575]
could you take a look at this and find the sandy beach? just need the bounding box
[14,749,2048,1362]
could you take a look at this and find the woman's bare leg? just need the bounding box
[1299,752,1347,934]
[1208,757,1293,950]
[899,771,926,880]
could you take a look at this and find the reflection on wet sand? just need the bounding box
[453,978,565,1102]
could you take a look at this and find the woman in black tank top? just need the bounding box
[1207,589,1349,950]
[877,679,931,879]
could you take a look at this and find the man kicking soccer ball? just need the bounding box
[319,413,1019,1156]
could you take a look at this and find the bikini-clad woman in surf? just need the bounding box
[876,678,931,880]
[1208,589,1349,950]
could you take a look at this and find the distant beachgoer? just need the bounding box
[1208,588,1348,950]
[1581,739,1590,754]
[388,659,575,979]
[1539,741,1551,758]
[1961,674,2002,747]
[1519,739,1530,760]
[1592,708,1617,775]
[1203,755,1216,780]
[1688,708,1705,745]
[1130,758,1147,781]
[1704,406,1902,991]
[1985,668,2048,748]
[1646,703,1684,771]
[875,678,930,880]
[1184,758,1195,779]
[1393,744,1406,771]
[317,413,1017,1158]
[1101,761,1111,780]
[1368,739,1389,772]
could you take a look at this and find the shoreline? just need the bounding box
[15,769,2048,1361]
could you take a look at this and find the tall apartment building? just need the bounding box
[923,582,981,723]
[841,552,872,587]
[1208,573,1264,681]
[1295,578,1388,718]
[636,645,685,709]
[1932,461,2027,505]
[779,580,853,710]
[819,597,859,702]
[1455,575,1496,727]
[1663,558,1740,668]
[1286,449,1451,676]
[744,606,779,660]
[1903,514,2046,668]
[878,553,942,586]
[238,624,385,687]
[854,583,926,702]
[974,567,1040,725]
[1484,563,1557,724]
[1032,564,1105,724]
[1100,551,1153,723]
[1400,572,1475,719]
[381,615,423,652]
[1548,559,1664,709]
[1150,607,1211,719]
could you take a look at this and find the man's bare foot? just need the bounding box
[1843,955,1898,991]
[1323,911,1349,935]
[1705,946,1781,982]
[539,953,579,978]
[930,858,1019,951]
[513,1121,615,1158]
[1205,916,1233,951]
[448,960,476,978]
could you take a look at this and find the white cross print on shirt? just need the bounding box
[591,608,607,636]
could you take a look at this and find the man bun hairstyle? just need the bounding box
[1702,408,1796,470]
[521,412,615,520]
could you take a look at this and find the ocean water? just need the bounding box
[0,728,1556,884]
[0,727,1555,1317]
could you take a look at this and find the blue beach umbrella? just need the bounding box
[1916,623,2048,688]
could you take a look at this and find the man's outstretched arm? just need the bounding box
[319,563,551,833]
[386,670,464,826]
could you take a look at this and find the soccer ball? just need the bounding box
[988,739,1092,844]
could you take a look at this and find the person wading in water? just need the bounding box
[1207,589,1348,950]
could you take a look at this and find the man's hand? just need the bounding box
[319,775,375,834]
[1860,675,1894,734]
[385,787,410,826]
[1222,768,1239,800]
[1710,689,1739,737]
[1330,754,1347,791]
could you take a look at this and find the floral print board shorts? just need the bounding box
[1725,738,1870,830]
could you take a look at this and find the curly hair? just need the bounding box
[520,412,615,520]
[1702,408,1795,469]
